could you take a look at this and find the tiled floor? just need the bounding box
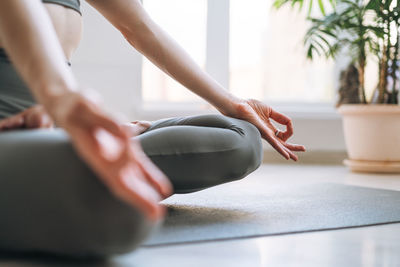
[3,164,400,267]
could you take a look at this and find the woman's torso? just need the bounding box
[0,1,83,119]
[0,1,83,61]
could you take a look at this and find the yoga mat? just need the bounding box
[143,182,400,246]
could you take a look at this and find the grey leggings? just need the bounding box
[0,114,262,257]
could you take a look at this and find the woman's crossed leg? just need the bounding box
[0,114,262,257]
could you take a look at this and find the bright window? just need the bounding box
[142,0,207,103]
[142,0,335,106]
[229,0,335,103]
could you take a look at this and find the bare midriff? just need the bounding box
[0,3,82,61]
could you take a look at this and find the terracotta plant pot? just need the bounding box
[338,104,400,173]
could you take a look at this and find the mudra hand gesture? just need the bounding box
[50,91,173,220]
[234,99,306,161]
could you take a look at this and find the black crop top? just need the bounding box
[42,0,81,15]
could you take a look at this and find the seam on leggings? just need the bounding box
[145,119,247,136]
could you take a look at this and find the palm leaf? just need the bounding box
[273,0,336,16]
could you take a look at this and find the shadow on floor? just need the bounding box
[164,204,254,227]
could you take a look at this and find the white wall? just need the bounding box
[72,1,346,153]
[283,117,345,151]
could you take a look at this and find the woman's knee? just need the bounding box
[64,178,159,257]
[184,115,263,179]
[225,118,263,179]
[68,198,158,258]
[194,115,262,182]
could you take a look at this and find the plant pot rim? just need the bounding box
[338,104,400,115]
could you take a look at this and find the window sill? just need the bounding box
[132,101,340,120]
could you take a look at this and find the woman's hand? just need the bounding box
[0,105,54,131]
[50,91,173,220]
[233,99,306,161]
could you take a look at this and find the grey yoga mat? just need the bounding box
[143,182,400,246]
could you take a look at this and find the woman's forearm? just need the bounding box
[127,20,242,116]
[0,0,77,114]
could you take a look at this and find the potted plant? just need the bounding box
[274,0,400,172]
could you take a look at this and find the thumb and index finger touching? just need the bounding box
[269,109,293,142]
[268,108,306,152]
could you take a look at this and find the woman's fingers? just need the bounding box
[71,127,105,167]
[0,106,54,131]
[90,109,129,141]
[75,104,130,162]
[251,117,290,160]
[135,149,173,198]
[262,131,290,160]
[270,109,293,141]
[259,122,303,161]
[284,142,306,152]
[114,165,164,220]
[53,91,167,221]
[0,114,24,130]
[126,140,173,198]
[79,130,164,220]
[121,123,140,137]
[242,99,305,161]
[25,107,53,129]
[280,142,307,161]
[97,133,169,215]
[92,128,125,162]
[284,146,298,161]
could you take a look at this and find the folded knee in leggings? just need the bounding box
[139,115,263,192]
[215,117,263,181]
[0,129,158,258]
[228,121,263,178]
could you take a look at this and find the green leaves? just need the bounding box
[317,0,326,15]
[272,0,336,16]
[274,0,399,62]
[275,0,400,104]
[304,9,351,60]
[300,0,389,64]
[365,0,379,11]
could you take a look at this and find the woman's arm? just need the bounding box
[87,0,241,117]
[0,0,171,219]
[88,0,306,160]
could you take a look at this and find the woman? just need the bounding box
[0,0,305,258]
